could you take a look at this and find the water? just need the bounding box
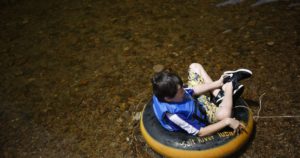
[0,0,299,157]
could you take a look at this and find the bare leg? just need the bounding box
[189,63,221,96]
[215,83,233,120]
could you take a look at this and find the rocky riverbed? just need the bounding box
[1,0,299,157]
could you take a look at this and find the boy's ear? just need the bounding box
[164,97,172,102]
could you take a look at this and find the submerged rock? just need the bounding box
[222,29,232,34]
[153,64,164,72]
[267,41,275,46]
[132,112,141,122]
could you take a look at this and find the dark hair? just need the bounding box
[151,70,183,102]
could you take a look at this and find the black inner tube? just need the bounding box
[142,98,250,150]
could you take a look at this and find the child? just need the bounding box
[151,63,252,137]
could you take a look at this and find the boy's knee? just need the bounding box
[189,63,203,73]
[215,112,231,121]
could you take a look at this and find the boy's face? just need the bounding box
[165,84,185,103]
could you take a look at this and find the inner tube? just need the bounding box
[140,98,254,158]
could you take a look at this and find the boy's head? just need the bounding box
[151,70,184,102]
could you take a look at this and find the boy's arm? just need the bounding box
[198,118,244,137]
[166,113,200,135]
[192,79,223,95]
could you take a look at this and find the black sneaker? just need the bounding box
[223,73,234,83]
[223,68,252,83]
[211,90,224,105]
[212,81,244,105]
[233,80,244,100]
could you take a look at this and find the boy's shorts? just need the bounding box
[187,69,218,123]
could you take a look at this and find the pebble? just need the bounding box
[132,112,141,121]
[14,69,23,76]
[153,64,164,72]
[121,111,130,120]
[119,103,127,111]
[27,78,36,83]
[184,45,195,53]
[120,142,128,152]
[222,29,232,34]
[110,142,117,147]
[117,117,123,123]
[167,44,173,47]
[100,108,106,114]
[232,52,241,56]
[22,19,29,24]
[171,52,179,57]
[123,47,130,51]
[271,86,278,91]
[79,80,89,86]
[244,33,250,39]
[247,20,256,26]
[267,41,274,46]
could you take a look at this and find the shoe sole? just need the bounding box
[215,85,244,104]
[223,69,252,75]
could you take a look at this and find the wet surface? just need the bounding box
[0,0,299,157]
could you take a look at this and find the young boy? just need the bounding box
[151,63,252,137]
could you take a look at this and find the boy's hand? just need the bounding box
[227,118,246,135]
[218,75,225,87]
[222,82,233,92]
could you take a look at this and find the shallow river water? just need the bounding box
[1,0,300,157]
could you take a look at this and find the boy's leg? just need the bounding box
[187,63,219,123]
[215,83,233,120]
[188,63,221,96]
[188,63,235,122]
